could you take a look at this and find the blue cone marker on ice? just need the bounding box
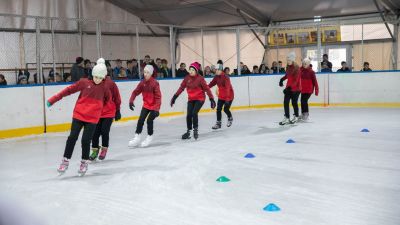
[263,203,280,212]
[286,139,295,143]
[244,153,255,158]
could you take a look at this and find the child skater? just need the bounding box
[208,62,234,129]
[300,57,319,121]
[128,65,162,147]
[89,68,122,161]
[47,58,110,176]
[278,52,302,125]
[170,62,216,140]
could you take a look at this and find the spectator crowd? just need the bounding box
[0,53,372,86]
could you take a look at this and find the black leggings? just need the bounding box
[92,118,113,148]
[64,118,97,160]
[216,99,233,121]
[301,93,312,114]
[136,107,158,135]
[284,91,300,118]
[187,100,204,130]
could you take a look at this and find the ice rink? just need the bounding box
[0,107,400,225]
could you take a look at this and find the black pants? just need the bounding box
[301,93,312,114]
[136,108,158,135]
[92,118,114,148]
[216,99,233,121]
[64,119,97,160]
[187,100,204,130]
[284,91,300,118]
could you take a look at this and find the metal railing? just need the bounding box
[0,12,398,85]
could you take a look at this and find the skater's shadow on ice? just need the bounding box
[125,141,172,150]
[145,142,172,148]
[195,130,227,140]
[39,165,177,182]
[90,159,124,165]
[93,165,177,175]
[35,172,113,182]
[118,149,170,160]
[58,172,113,181]
[253,126,291,135]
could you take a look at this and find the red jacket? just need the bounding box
[48,78,110,124]
[129,77,162,111]
[281,64,301,92]
[208,72,234,101]
[101,77,121,118]
[300,67,319,95]
[175,74,214,101]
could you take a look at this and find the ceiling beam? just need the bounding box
[106,0,171,34]
[378,0,400,15]
[222,0,270,26]
[374,0,395,40]
[236,9,266,49]
[126,0,224,12]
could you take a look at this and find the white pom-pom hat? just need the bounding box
[287,52,296,62]
[92,58,107,78]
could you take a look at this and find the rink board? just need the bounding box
[1,72,400,138]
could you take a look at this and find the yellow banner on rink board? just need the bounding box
[1,102,399,139]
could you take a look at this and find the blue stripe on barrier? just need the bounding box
[0,83,45,88]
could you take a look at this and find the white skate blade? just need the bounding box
[89,160,101,164]
[77,171,86,177]
[128,142,140,148]
[140,140,152,148]
[57,171,66,176]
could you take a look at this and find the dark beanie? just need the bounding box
[76,57,84,64]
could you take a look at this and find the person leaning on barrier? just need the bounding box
[337,61,351,72]
[70,57,85,82]
[176,63,188,78]
[252,65,259,74]
[0,74,7,86]
[84,59,92,79]
[321,61,332,72]
[113,59,125,80]
[361,62,372,72]
[321,53,333,70]
[204,66,213,77]
[259,64,268,74]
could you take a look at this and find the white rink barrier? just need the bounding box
[1,71,400,138]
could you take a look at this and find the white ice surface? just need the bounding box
[0,108,400,225]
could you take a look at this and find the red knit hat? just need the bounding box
[189,62,201,73]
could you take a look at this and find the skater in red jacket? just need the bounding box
[279,52,302,125]
[47,58,110,176]
[89,70,122,161]
[208,62,234,129]
[128,65,162,147]
[170,62,216,140]
[300,57,319,121]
